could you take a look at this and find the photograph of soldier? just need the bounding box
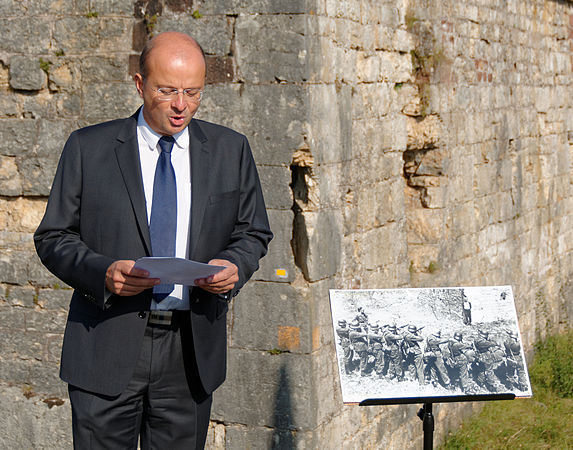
[348,320,369,376]
[447,332,475,393]
[335,319,353,374]
[384,325,404,381]
[472,329,505,392]
[423,330,451,387]
[329,286,532,403]
[502,330,529,391]
[402,325,425,384]
[462,290,472,325]
[368,324,386,378]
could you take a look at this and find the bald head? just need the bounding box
[139,32,205,79]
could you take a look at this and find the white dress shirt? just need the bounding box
[137,109,191,310]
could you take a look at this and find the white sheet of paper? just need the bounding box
[134,257,225,286]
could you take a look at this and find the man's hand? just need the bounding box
[195,259,238,294]
[105,260,160,296]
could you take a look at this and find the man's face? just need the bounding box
[134,47,205,136]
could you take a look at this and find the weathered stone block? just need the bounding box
[257,165,292,211]
[230,282,311,352]
[3,286,37,308]
[295,209,341,282]
[0,120,37,156]
[53,18,132,53]
[235,14,309,83]
[211,350,314,429]
[254,209,296,282]
[223,424,274,449]
[192,0,307,15]
[205,55,235,84]
[90,0,134,14]
[82,83,142,122]
[157,15,233,55]
[0,91,21,117]
[0,385,71,450]
[28,253,67,288]
[26,0,75,14]
[0,156,22,196]
[307,84,353,164]
[196,84,306,166]
[0,18,51,54]
[25,309,68,334]
[37,288,72,311]
[0,305,26,330]
[16,156,58,196]
[0,251,30,285]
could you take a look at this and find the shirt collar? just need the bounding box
[137,108,189,151]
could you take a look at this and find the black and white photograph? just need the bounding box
[330,286,533,404]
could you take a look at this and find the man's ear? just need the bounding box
[134,73,144,98]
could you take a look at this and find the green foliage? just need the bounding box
[440,330,573,449]
[530,330,573,397]
[145,14,158,36]
[191,10,203,19]
[428,260,440,273]
[85,10,98,18]
[39,58,52,74]
[54,49,65,57]
[268,348,285,355]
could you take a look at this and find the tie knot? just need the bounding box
[158,135,175,154]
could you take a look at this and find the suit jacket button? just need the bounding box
[138,311,147,319]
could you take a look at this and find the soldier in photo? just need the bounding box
[383,324,404,381]
[368,324,386,378]
[503,330,528,391]
[355,307,369,332]
[349,320,369,376]
[336,319,353,374]
[402,325,424,384]
[423,330,451,387]
[447,331,474,393]
[462,290,472,325]
[473,329,505,392]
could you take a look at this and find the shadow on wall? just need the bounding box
[272,364,294,449]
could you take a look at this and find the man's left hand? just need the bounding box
[195,259,238,294]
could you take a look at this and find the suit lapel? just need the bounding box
[114,112,152,255]
[189,120,210,260]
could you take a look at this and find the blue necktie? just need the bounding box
[150,135,177,301]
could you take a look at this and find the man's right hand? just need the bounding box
[105,260,160,296]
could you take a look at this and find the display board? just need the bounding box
[330,286,532,404]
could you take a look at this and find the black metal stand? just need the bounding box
[417,403,434,450]
[359,393,515,449]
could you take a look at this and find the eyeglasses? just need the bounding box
[151,87,204,103]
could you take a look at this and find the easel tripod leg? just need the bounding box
[417,402,434,450]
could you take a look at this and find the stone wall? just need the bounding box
[0,0,571,448]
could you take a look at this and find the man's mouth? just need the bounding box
[169,116,186,127]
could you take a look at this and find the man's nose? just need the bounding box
[172,93,187,110]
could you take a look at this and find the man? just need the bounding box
[335,319,353,374]
[402,324,424,383]
[348,320,369,376]
[473,329,504,392]
[447,331,474,392]
[383,324,403,381]
[368,323,386,378]
[461,290,472,325]
[34,32,272,449]
[503,330,528,391]
[423,330,450,387]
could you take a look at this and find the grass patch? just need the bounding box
[440,330,573,449]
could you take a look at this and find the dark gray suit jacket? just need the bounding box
[34,111,272,396]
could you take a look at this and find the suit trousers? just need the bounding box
[68,312,212,450]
